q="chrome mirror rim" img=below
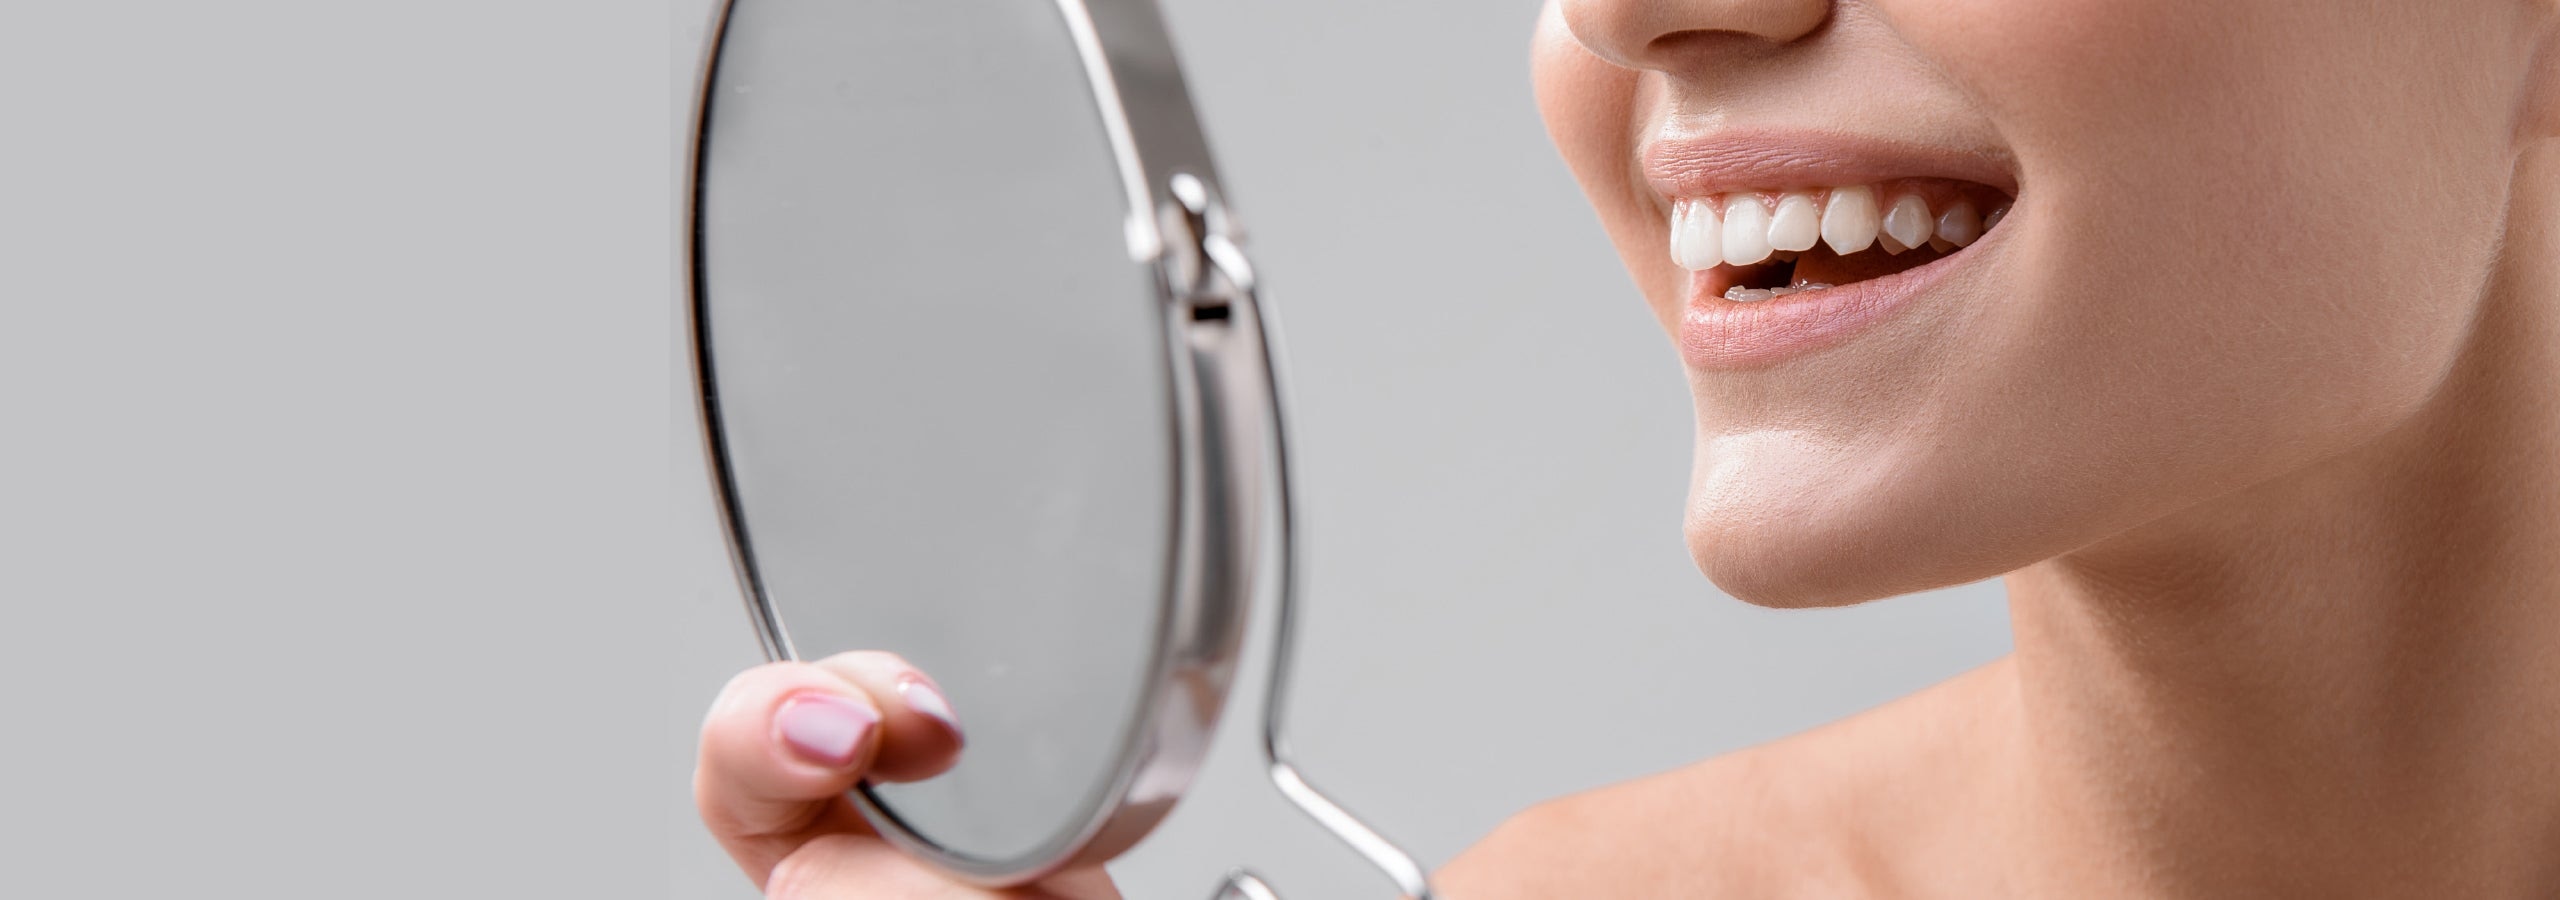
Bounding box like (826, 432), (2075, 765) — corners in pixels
(680, 0), (1258, 885)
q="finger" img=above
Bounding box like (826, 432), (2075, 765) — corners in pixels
(765, 834), (988, 899)
(696, 661), (885, 880)
(766, 834), (1119, 900)
(1036, 867), (1127, 899)
(809, 650), (967, 783)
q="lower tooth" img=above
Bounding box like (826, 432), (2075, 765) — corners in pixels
(1723, 281), (1839, 302)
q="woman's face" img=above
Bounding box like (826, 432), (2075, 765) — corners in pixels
(1532, 0), (2554, 606)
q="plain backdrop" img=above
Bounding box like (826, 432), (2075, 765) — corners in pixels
(0, 2), (2007, 897)
(665, 1), (2011, 898)
(5, 2), (669, 897)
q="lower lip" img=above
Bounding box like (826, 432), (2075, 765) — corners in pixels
(1678, 246), (1967, 370)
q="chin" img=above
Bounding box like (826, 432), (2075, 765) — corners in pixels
(1684, 509), (1929, 609)
(1678, 483), (1909, 610)
(1676, 432), (2049, 609)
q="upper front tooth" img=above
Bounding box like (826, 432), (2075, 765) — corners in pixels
(1720, 194), (1774, 266)
(1935, 200), (1983, 248)
(1767, 192), (1820, 252)
(1669, 200), (1685, 264)
(1672, 199), (1723, 271)
(1674, 186), (2003, 267)
(1881, 193), (1933, 253)
(1820, 185), (1879, 255)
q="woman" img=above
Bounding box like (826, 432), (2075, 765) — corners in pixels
(695, 0), (2560, 895)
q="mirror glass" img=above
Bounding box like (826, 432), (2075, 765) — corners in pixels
(695, 0), (1176, 865)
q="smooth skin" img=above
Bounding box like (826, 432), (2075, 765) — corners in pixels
(700, 0), (2560, 896)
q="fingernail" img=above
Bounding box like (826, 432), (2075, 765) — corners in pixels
(897, 673), (965, 742)
(775, 693), (876, 767)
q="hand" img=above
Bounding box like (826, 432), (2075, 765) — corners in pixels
(696, 651), (1122, 898)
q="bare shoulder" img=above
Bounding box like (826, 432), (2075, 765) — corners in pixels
(1433, 658), (2016, 900)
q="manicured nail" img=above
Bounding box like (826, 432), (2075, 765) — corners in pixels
(897, 673), (964, 742)
(775, 693), (876, 767)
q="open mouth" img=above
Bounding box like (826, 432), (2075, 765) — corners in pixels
(1669, 179), (2013, 302)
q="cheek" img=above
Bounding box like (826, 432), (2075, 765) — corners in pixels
(1530, 13), (1682, 334)
(1924, 0), (2514, 284)
(1920, 0), (2512, 449)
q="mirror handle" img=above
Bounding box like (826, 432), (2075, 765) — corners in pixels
(1178, 186), (1435, 899)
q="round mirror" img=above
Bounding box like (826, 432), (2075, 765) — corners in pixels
(685, 0), (1267, 885)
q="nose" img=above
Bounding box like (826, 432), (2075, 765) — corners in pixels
(1557, 0), (1829, 71)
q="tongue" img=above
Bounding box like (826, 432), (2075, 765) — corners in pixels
(1790, 242), (1949, 288)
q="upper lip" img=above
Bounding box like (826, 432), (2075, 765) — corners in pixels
(1642, 127), (2019, 202)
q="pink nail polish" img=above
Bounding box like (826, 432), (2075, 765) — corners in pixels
(775, 693), (875, 767)
(896, 673), (965, 742)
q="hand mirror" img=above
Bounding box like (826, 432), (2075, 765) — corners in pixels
(682, 0), (1431, 894)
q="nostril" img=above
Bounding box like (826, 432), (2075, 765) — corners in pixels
(1559, 0), (1829, 72)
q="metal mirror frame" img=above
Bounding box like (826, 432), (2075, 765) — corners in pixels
(682, 0), (1435, 895)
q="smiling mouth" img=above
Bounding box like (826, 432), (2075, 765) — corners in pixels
(1669, 179), (2014, 302)
(1642, 130), (2021, 367)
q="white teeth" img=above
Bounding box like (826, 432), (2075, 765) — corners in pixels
(1724, 281), (1833, 302)
(1672, 198), (1723, 271)
(1720, 195), (1774, 266)
(1820, 186), (1879, 255)
(1767, 192), (1820, 252)
(1881, 193), (1933, 254)
(1934, 200), (1983, 248)
(1667, 200), (1686, 263)
(1667, 183), (2007, 274)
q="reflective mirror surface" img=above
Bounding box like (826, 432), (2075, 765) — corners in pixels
(694, 0), (1177, 867)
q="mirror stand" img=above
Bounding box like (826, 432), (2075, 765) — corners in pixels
(1191, 235), (1434, 900)
(1167, 178), (1443, 900)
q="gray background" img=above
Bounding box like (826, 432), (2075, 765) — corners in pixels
(667, 1), (2012, 898)
(5, 2), (669, 897)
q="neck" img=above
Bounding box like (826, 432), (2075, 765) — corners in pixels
(1998, 143), (2560, 898)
